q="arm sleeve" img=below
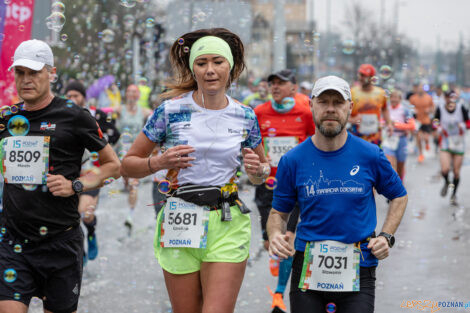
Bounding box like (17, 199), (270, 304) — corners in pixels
(434, 107), (441, 120)
(462, 105), (469, 122)
(241, 110), (262, 149)
(272, 155), (297, 213)
(143, 103), (166, 143)
(76, 108), (108, 152)
(373, 148), (407, 200)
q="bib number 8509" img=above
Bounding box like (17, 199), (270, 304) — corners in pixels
(9, 150), (41, 163)
(167, 212), (197, 226)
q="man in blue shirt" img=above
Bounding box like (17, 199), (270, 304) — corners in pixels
(267, 76), (408, 313)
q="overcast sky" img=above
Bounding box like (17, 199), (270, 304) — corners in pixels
(311, 0), (468, 52)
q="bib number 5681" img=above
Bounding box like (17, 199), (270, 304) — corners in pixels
(167, 212), (197, 226)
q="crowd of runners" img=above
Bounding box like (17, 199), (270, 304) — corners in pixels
(0, 27), (468, 313)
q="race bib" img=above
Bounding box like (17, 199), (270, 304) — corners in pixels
(1, 136), (50, 184)
(159, 197), (210, 249)
(448, 135), (464, 152)
(299, 240), (360, 292)
(359, 114), (379, 135)
(382, 134), (400, 150)
(264, 136), (299, 167)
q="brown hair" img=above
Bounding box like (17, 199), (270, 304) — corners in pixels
(161, 28), (246, 99)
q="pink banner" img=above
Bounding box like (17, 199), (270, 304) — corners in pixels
(0, 0), (35, 107)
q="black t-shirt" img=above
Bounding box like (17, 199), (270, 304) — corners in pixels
(91, 108), (120, 145)
(0, 97), (108, 242)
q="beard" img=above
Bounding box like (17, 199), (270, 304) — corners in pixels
(313, 112), (350, 138)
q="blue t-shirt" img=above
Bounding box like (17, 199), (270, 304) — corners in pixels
(272, 133), (407, 267)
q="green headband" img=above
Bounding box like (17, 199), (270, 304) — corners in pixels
(189, 36), (234, 73)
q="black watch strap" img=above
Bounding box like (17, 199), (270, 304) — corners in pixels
(378, 232), (395, 248)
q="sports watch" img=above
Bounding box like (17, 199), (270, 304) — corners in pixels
(72, 179), (84, 194)
(378, 232), (395, 248)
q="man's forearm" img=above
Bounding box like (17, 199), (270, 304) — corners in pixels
(381, 195), (408, 234)
(267, 208), (290, 241)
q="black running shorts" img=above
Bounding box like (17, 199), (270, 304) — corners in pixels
(0, 226), (84, 313)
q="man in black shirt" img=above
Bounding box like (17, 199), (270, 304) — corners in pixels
(65, 80), (121, 265)
(0, 40), (120, 313)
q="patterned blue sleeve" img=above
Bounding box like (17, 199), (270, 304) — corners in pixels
(241, 106), (262, 149)
(143, 102), (166, 143)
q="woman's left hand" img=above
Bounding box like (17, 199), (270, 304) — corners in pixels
(242, 148), (261, 175)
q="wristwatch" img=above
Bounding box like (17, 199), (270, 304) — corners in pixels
(378, 232), (395, 248)
(72, 179), (84, 194)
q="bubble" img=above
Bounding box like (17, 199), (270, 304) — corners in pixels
(103, 178), (115, 185)
(4, 269), (17, 283)
(90, 152), (99, 162)
(120, 0), (136, 8)
(22, 184), (38, 191)
(8, 115), (30, 136)
(342, 39), (356, 55)
(145, 18), (155, 28)
(313, 32), (321, 42)
(60, 34), (68, 41)
(101, 29), (115, 44)
(123, 14), (135, 28)
(267, 128), (276, 137)
(120, 132), (133, 144)
(45, 12), (66, 32)
(0, 124), (4, 131)
(106, 115), (112, 123)
(432, 118), (440, 128)
(183, 46), (190, 53)
(39, 226), (48, 236)
(73, 54), (80, 62)
(4, 0), (11, 4)
(265, 177), (277, 190)
(51, 1), (65, 13)
(125, 50), (133, 60)
(1, 228), (5, 234)
(10, 105), (18, 114)
(370, 76), (379, 85)
(66, 99), (74, 107)
(0, 33), (4, 41)
(377, 281), (384, 289)
(18, 25), (25, 32)
(303, 39), (311, 47)
(13, 293), (20, 300)
(41, 185), (48, 192)
(379, 65), (392, 79)
(13, 244), (22, 253)
(118, 150), (127, 160)
(157, 180), (171, 194)
(326, 302), (336, 312)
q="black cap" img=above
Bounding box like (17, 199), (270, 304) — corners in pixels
(268, 69), (296, 84)
(65, 80), (86, 98)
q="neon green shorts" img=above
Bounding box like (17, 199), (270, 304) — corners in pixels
(154, 204), (251, 274)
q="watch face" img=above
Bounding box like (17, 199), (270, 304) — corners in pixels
(73, 180), (83, 193)
(389, 236), (395, 247)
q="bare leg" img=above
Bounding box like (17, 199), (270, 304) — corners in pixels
(200, 261), (247, 313)
(163, 270), (203, 313)
(0, 301), (28, 313)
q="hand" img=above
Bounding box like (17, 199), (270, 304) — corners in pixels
(269, 232), (295, 259)
(46, 174), (74, 197)
(242, 148), (261, 175)
(367, 236), (390, 260)
(152, 145), (195, 170)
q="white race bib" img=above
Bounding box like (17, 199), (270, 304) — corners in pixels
(2, 136), (49, 184)
(299, 240), (360, 292)
(159, 197), (210, 249)
(448, 135), (464, 152)
(264, 136), (299, 167)
(359, 114), (379, 135)
(382, 134), (400, 150)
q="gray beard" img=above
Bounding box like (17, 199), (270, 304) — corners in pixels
(314, 112), (350, 138)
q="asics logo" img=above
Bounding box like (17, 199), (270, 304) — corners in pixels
(350, 165), (360, 176)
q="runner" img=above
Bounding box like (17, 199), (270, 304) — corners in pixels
(434, 90), (469, 205)
(256, 69), (315, 313)
(0, 39), (120, 313)
(242, 78), (271, 109)
(299, 81), (312, 97)
(267, 75), (408, 313)
(382, 89), (415, 180)
(116, 84), (151, 234)
(349, 64), (392, 145)
(65, 80), (121, 264)
(409, 84), (435, 163)
(120, 28), (269, 313)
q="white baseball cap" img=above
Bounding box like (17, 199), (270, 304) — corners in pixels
(9, 39), (54, 71)
(311, 75), (351, 100)
(300, 81), (312, 90)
